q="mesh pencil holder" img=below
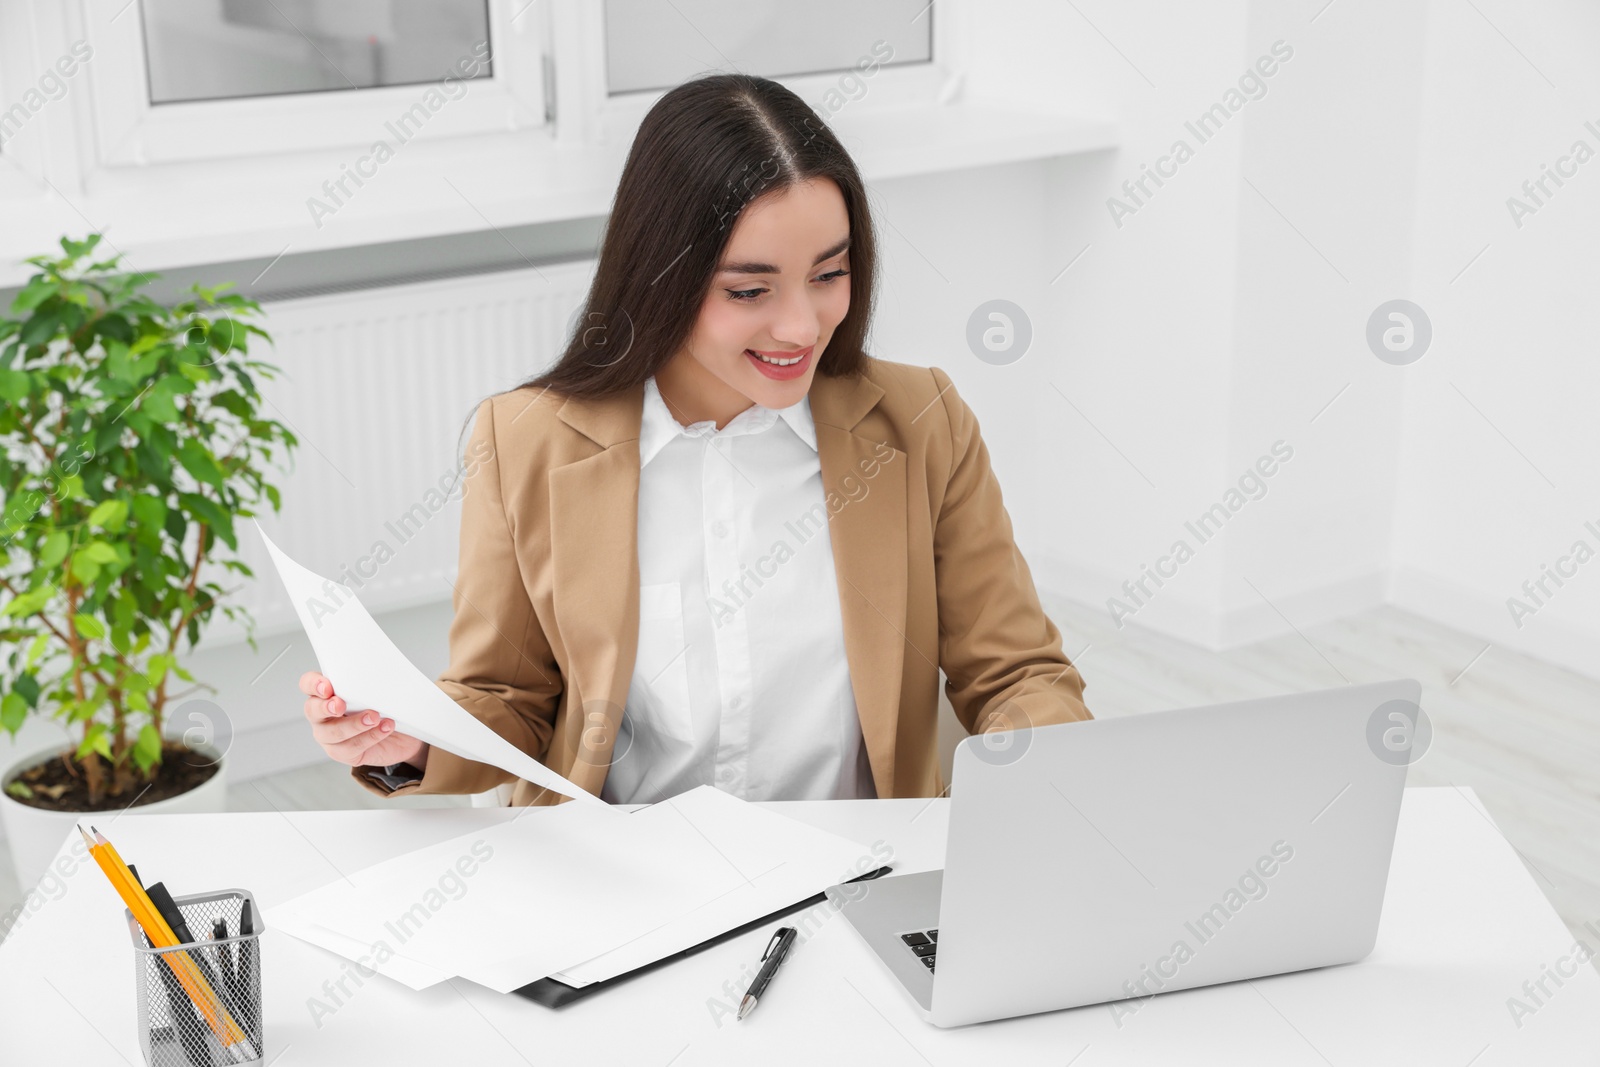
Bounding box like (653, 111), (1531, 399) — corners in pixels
(124, 888), (264, 1067)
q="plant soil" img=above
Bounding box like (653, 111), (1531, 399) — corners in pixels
(3, 740), (221, 813)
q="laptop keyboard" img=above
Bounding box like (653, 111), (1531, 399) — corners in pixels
(899, 928), (939, 972)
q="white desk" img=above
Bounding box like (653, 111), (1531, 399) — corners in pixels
(1, 787), (1596, 1065)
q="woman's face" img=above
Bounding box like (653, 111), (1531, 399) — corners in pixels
(666, 177), (852, 420)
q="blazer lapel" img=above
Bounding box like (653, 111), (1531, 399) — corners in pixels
(545, 372), (907, 797)
(548, 386), (643, 773)
(810, 373), (908, 798)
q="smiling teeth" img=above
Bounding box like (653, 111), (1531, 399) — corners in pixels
(749, 350), (804, 366)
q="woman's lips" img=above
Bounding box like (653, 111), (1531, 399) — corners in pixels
(745, 345), (813, 381)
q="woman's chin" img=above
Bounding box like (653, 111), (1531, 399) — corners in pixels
(743, 372), (815, 409)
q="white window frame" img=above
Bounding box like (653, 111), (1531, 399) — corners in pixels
(0, 0), (987, 278)
(74, 0), (547, 169)
(549, 0), (970, 146)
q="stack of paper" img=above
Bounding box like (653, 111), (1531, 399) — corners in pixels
(266, 785), (877, 993)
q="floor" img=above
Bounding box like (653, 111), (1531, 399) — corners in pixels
(2, 598), (1595, 969)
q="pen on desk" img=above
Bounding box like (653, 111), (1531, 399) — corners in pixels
(737, 926), (797, 1020)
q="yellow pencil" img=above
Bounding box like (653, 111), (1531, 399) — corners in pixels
(80, 826), (256, 1062)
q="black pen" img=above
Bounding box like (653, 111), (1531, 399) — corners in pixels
(737, 926), (797, 1020)
(239, 898), (256, 1013)
(213, 918), (239, 1010)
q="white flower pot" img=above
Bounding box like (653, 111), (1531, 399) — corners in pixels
(0, 739), (229, 894)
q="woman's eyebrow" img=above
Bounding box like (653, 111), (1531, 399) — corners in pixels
(718, 235), (850, 276)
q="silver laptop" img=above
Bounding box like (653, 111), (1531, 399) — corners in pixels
(826, 679), (1423, 1028)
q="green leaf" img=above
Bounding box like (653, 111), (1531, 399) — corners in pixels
(83, 541), (119, 564)
(178, 491), (228, 530)
(131, 494), (167, 533)
(211, 390), (251, 419)
(13, 672), (39, 708)
(132, 724), (162, 772)
(142, 379), (182, 423)
(19, 309), (60, 347)
(69, 551), (100, 585)
(39, 531), (70, 568)
(87, 499), (129, 532)
(2, 586), (53, 618)
(5, 781), (32, 799)
(9, 280), (55, 314)
(206, 317), (239, 353)
(176, 439), (224, 489)
(114, 591), (137, 633)
(163, 506), (187, 545)
(0, 693), (27, 735)
(0, 368), (29, 401)
(25, 633), (49, 668)
(94, 313), (133, 345)
(60, 234), (102, 259)
(146, 653), (175, 688)
(77, 722), (113, 762)
(73, 613), (106, 640)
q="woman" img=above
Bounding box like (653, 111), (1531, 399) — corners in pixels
(298, 72), (1091, 807)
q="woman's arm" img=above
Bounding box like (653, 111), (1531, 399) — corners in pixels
(929, 366), (1091, 737)
(351, 395), (563, 798)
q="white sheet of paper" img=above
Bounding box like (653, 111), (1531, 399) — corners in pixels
(252, 520), (606, 809)
(264, 786), (877, 994)
(544, 786), (882, 985)
(264, 789), (733, 992)
(268, 901), (455, 991)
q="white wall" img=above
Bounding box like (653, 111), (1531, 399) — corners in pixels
(933, 0), (1600, 685)
(1391, 0), (1600, 677)
(925, 2), (1251, 646)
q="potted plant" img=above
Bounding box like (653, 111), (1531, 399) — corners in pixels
(0, 235), (297, 891)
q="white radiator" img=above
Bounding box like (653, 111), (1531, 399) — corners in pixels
(204, 259), (597, 647)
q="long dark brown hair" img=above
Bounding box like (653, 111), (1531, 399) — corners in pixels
(454, 72), (878, 451)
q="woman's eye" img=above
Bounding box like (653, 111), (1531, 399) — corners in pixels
(724, 268), (850, 303)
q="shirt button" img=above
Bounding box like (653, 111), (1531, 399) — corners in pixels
(730, 694), (743, 709)
(713, 521), (729, 538)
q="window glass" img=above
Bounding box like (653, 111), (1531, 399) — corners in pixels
(602, 0), (932, 96)
(141, 0), (492, 104)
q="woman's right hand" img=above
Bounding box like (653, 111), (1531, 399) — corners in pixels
(300, 670), (428, 771)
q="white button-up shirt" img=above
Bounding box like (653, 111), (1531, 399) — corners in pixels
(599, 376), (876, 805)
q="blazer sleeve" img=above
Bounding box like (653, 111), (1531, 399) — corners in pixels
(350, 396), (563, 798)
(929, 366), (1092, 737)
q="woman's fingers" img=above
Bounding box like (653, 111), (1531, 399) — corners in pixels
(323, 720), (398, 765)
(313, 707), (395, 746)
(300, 671), (339, 726)
(300, 668), (403, 765)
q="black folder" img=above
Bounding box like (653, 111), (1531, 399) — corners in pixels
(510, 865), (894, 1008)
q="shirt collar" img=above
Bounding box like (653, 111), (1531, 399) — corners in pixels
(639, 376), (818, 467)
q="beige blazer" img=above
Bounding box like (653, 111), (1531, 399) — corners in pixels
(352, 357), (1091, 805)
